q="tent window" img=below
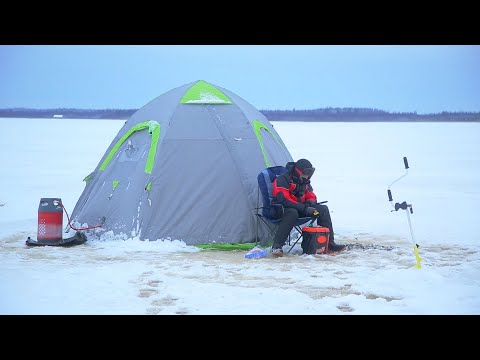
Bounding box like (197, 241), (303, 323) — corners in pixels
(99, 121), (160, 175)
(252, 120), (282, 167)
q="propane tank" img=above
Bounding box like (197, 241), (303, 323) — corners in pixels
(37, 198), (63, 241)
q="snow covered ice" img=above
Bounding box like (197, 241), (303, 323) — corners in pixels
(1, 118), (479, 315)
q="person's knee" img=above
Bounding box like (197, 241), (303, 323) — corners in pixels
(283, 207), (300, 221)
(316, 204), (329, 214)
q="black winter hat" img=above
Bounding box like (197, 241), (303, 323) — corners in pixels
(295, 159), (313, 172)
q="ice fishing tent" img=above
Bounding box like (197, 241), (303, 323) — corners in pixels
(71, 80), (293, 245)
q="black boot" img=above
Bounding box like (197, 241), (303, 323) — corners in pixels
(328, 239), (346, 252)
(271, 247), (284, 257)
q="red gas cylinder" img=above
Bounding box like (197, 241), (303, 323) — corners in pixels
(37, 198), (63, 241)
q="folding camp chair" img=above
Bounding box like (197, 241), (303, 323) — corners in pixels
(255, 166), (313, 253)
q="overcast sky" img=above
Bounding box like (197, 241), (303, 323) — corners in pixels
(1, 45), (479, 113)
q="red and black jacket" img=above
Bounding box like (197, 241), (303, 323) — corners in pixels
(272, 162), (317, 215)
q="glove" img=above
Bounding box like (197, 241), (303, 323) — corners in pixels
(305, 206), (317, 216)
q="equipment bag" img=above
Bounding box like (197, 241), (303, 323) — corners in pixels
(301, 226), (330, 254)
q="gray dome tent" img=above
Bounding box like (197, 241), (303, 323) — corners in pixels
(71, 80), (293, 245)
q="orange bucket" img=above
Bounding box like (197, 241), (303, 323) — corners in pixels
(301, 226), (330, 254)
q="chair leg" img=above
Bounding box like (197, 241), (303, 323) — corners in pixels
(287, 225), (305, 253)
(287, 234), (303, 253)
(257, 215), (279, 248)
(255, 186), (260, 246)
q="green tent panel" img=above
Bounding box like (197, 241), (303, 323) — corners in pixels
(180, 80), (232, 104)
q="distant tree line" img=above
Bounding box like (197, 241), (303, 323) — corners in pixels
(0, 108), (136, 119)
(261, 108), (480, 122)
(0, 107), (479, 122)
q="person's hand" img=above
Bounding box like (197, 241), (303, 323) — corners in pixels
(305, 207), (317, 216)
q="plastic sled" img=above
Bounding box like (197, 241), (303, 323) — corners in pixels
(26, 231), (87, 247)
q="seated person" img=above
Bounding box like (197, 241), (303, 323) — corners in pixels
(270, 158), (345, 256)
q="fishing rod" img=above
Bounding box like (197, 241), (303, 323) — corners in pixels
(387, 156), (423, 269)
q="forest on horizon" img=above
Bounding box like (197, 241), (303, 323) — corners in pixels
(0, 107), (479, 122)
